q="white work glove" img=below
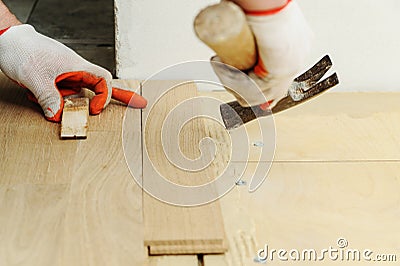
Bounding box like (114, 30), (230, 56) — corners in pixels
(0, 24), (147, 122)
(212, 0), (313, 108)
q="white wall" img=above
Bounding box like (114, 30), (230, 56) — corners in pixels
(299, 1), (400, 91)
(114, 0), (217, 79)
(115, 0), (400, 91)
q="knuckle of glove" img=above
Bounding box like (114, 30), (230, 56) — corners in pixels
(84, 62), (112, 81)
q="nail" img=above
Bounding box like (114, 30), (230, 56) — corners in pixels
(235, 180), (247, 186)
(253, 141), (264, 147)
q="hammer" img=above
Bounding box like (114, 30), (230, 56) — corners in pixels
(194, 2), (339, 130)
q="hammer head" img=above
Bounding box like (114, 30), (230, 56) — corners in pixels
(220, 101), (272, 130)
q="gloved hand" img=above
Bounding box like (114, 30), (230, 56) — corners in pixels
(0, 24), (147, 122)
(212, 0), (313, 108)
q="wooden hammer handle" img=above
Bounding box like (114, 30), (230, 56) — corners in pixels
(194, 1), (257, 71)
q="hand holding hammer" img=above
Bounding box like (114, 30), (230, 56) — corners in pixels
(194, 0), (313, 109)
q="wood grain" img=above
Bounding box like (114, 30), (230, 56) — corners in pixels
(206, 162), (400, 266)
(0, 76), (146, 266)
(199, 90), (400, 265)
(141, 80), (227, 255)
(0, 184), (69, 266)
(2, 75), (400, 265)
(0, 76), (72, 185)
(200, 91), (400, 162)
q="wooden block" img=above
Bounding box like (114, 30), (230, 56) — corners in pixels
(142, 80), (227, 255)
(61, 97), (89, 139)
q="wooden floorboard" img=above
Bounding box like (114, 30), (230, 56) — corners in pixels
(0, 76), (73, 185)
(199, 90), (400, 265)
(200, 91), (400, 162)
(0, 76), (146, 265)
(206, 162), (400, 266)
(141, 80), (227, 255)
(2, 75), (400, 265)
(0, 184), (69, 265)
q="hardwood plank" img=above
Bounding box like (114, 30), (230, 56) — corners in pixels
(215, 162), (400, 265)
(4, 76), (400, 266)
(271, 92), (400, 161)
(0, 184), (69, 266)
(142, 80), (227, 255)
(200, 91), (400, 162)
(0, 75), (77, 185)
(0, 77), (146, 265)
(58, 80), (145, 266)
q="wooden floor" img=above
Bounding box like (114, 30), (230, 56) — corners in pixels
(1, 74), (400, 265)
